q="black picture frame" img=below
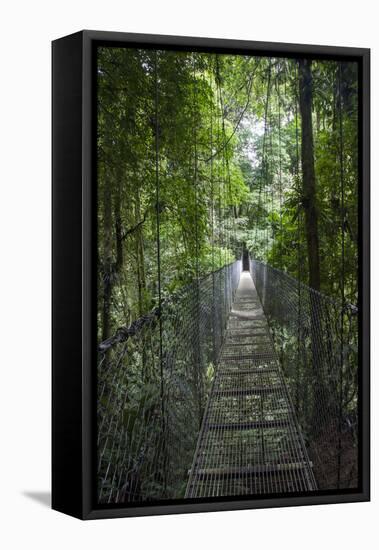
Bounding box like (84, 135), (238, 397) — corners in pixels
(52, 30), (370, 520)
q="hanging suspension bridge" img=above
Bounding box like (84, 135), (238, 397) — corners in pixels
(185, 270), (316, 497)
(94, 51), (360, 505)
(97, 258), (358, 504)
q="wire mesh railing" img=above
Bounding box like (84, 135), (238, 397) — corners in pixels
(250, 259), (358, 490)
(97, 260), (242, 504)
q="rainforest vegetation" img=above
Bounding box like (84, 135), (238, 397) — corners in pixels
(96, 48), (360, 502)
(97, 47), (358, 343)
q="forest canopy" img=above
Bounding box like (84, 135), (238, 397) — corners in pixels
(96, 47), (358, 343)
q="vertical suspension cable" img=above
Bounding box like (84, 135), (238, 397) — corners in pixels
(192, 52), (203, 424)
(215, 58), (224, 341)
(154, 49), (166, 495)
(219, 60), (238, 306)
(337, 61), (345, 488)
(210, 57), (216, 364)
(218, 59), (233, 265)
(215, 57), (222, 270)
(269, 89), (274, 260)
(266, 95), (271, 258)
(277, 65), (284, 272)
(193, 53), (200, 282)
(210, 63), (215, 273)
(216, 57), (228, 269)
(217, 57), (228, 320)
(255, 60), (272, 259)
(276, 63), (284, 363)
(294, 60), (302, 413)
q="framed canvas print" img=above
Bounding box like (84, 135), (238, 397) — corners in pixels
(52, 30), (370, 519)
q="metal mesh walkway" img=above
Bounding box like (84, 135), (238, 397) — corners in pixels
(185, 271), (317, 498)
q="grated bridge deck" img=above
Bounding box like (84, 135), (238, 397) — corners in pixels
(185, 271), (317, 498)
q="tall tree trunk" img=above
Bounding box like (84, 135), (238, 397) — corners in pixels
(298, 59), (321, 291)
(298, 59), (325, 435)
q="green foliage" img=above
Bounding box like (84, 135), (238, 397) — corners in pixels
(96, 50), (359, 502)
(97, 50), (358, 340)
